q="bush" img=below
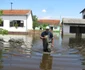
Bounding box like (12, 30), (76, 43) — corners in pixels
(14, 23), (18, 29)
(2, 29), (8, 35)
(0, 28), (8, 35)
(0, 28), (3, 34)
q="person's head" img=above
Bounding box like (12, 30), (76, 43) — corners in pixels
(45, 26), (50, 31)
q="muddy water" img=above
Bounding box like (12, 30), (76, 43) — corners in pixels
(0, 33), (85, 70)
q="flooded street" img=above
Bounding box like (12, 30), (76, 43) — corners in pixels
(0, 33), (85, 70)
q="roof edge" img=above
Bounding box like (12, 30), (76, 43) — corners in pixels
(80, 8), (85, 13)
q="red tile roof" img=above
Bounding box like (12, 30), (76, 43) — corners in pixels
(38, 19), (60, 25)
(1, 10), (31, 15)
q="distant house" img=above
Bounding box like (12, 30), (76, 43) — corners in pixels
(38, 19), (60, 31)
(0, 9), (33, 34)
(62, 18), (85, 35)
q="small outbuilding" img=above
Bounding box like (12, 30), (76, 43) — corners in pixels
(62, 18), (85, 36)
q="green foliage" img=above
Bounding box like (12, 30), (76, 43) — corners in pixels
(41, 23), (49, 30)
(33, 15), (39, 29)
(0, 28), (8, 35)
(0, 18), (2, 24)
(42, 24), (48, 27)
(0, 28), (3, 34)
(32, 15), (49, 30)
(0, 10), (3, 24)
(0, 10), (3, 16)
(2, 29), (8, 35)
(0, 10), (8, 35)
(14, 23), (18, 29)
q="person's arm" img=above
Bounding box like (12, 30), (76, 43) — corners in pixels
(40, 32), (46, 39)
(40, 36), (46, 39)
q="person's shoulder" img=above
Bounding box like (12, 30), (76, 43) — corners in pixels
(49, 31), (53, 34)
(41, 31), (45, 35)
(42, 31), (46, 33)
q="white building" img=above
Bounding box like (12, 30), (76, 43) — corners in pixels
(62, 8), (85, 36)
(38, 19), (60, 31)
(0, 9), (33, 34)
(62, 18), (85, 35)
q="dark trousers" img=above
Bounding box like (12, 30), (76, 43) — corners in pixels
(43, 40), (51, 52)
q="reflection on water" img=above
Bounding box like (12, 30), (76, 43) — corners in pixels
(0, 35), (33, 54)
(69, 37), (85, 66)
(69, 37), (85, 48)
(69, 37), (85, 54)
(40, 54), (53, 70)
(0, 50), (3, 69)
(0, 33), (84, 70)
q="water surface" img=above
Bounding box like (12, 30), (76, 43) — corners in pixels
(0, 33), (85, 70)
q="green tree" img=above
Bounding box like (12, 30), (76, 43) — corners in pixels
(0, 10), (8, 35)
(0, 10), (3, 24)
(33, 15), (39, 30)
(41, 23), (49, 30)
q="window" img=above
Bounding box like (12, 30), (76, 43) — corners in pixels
(70, 26), (77, 33)
(10, 20), (24, 27)
(70, 26), (85, 33)
(0, 21), (3, 26)
(54, 26), (57, 29)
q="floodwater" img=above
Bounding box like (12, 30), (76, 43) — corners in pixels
(0, 32), (85, 70)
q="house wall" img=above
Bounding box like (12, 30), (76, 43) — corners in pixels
(27, 13), (33, 30)
(0, 14), (33, 32)
(63, 24), (76, 35)
(63, 24), (70, 35)
(53, 26), (60, 31)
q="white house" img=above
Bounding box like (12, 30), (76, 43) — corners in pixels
(0, 9), (33, 34)
(38, 19), (60, 31)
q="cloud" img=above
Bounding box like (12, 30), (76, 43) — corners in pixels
(42, 9), (46, 13)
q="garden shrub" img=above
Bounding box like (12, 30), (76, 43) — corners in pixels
(0, 28), (8, 35)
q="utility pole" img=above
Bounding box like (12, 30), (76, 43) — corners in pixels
(11, 2), (13, 10)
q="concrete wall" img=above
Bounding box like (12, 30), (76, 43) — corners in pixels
(0, 14), (33, 32)
(63, 24), (75, 35)
(63, 25), (70, 35)
(27, 13), (33, 30)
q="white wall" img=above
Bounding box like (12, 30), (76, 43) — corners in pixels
(63, 24), (76, 35)
(27, 13), (33, 30)
(63, 25), (69, 34)
(0, 14), (33, 32)
(53, 26), (60, 31)
(63, 25), (70, 35)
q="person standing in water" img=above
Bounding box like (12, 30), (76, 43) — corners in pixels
(40, 26), (54, 52)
